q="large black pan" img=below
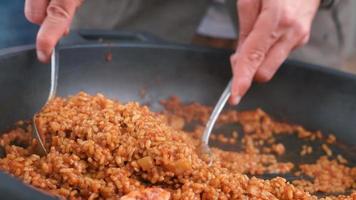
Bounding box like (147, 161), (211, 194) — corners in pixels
(0, 30), (355, 199)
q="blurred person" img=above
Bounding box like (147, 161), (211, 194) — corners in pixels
(24, 0), (354, 104)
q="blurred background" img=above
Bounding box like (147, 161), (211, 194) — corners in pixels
(0, 1), (37, 48)
(2, 0), (356, 74)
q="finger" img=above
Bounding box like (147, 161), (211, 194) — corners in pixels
(237, 0), (261, 49)
(24, 0), (49, 24)
(36, 0), (80, 62)
(254, 31), (300, 83)
(230, 0), (283, 104)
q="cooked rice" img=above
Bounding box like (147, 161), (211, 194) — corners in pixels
(0, 92), (354, 199)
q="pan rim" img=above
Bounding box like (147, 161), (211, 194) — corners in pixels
(0, 43), (355, 82)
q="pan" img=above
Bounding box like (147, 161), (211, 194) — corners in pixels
(0, 30), (355, 199)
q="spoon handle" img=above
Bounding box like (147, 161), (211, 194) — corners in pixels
(33, 47), (59, 156)
(48, 46), (58, 101)
(201, 79), (232, 145)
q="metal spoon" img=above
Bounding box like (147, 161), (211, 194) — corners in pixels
(199, 79), (232, 165)
(198, 81), (316, 184)
(32, 47), (59, 156)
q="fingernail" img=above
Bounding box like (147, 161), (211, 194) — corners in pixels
(231, 96), (242, 105)
(37, 50), (47, 62)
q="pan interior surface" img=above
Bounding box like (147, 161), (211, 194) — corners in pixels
(0, 43), (355, 198)
(0, 44), (355, 154)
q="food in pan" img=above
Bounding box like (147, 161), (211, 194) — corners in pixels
(0, 92), (355, 199)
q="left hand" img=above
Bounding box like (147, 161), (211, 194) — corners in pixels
(230, 0), (320, 105)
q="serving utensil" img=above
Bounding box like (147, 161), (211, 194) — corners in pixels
(199, 79), (232, 165)
(32, 47), (59, 155)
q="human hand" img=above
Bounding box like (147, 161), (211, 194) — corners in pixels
(25, 0), (83, 62)
(230, 0), (320, 105)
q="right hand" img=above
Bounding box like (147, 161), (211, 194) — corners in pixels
(229, 0), (320, 105)
(25, 0), (83, 62)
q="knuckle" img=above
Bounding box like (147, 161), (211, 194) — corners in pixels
(47, 4), (71, 21)
(269, 31), (279, 40)
(280, 14), (296, 27)
(280, 9), (310, 39)
(246, 49), (266, 65)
